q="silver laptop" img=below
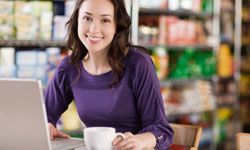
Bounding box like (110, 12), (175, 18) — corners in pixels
(0, 78), (85, 150)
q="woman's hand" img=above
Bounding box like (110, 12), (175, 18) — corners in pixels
(112, 132), (156, 150)
(48, 123), (70, 140)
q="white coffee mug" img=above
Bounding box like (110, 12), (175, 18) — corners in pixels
(84, 127), (125, 150)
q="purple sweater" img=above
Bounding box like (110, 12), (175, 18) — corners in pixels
(45, 47), (173, 149)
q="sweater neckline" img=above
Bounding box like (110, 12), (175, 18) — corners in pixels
(79, 48), (132, 81)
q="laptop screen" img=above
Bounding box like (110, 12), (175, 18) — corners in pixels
(0, 78), (51, 150)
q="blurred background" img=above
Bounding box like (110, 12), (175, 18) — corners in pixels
(0, 0), (249, 149)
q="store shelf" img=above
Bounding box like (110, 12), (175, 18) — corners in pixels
(240, 70), (250, 75)
(221, 8), (235, 14)
(220, 40), (235, 46)
(165, 107), (215, 116)
(241, 41), (250, 46)
(242, 19), (250, 24)
(217, 102), (236, 108)
(240, 95), (250, 100)
(139, 8), (212, 19)
(160, 77), (214, 87)
(216, 93), (237, 97)
(0, 40), (66, 47)
(166, 111), (214, 120)
(145, 45), (214, 51)
(214, 76), (235, 82)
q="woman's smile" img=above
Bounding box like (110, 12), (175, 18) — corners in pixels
(85, 34), (104, 44)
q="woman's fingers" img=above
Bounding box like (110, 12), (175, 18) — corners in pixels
(54, 130), (70, 139)
(124, 132), (133, 137)
(113, 132), (132, 145)
(119, 139), (135, 150)
(48, 123), (56, 140)
(116, 136), (134, 147)
(48, 123), (70, 140)
(60, 132), (70, 138)
(114, 132), (135, 149)
(112, 136), (124, 145)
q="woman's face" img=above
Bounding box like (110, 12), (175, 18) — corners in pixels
(77, 0), (116, 55)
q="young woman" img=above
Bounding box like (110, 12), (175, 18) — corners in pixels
(45, 0), (173, 149)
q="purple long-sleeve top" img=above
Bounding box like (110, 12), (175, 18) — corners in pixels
(45, 47), (173, 149)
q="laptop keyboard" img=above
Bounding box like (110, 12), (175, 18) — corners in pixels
(51, 138), (85, 150)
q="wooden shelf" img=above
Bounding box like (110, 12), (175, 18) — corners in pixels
(0, 40), (66, 47)
(139, 8), (212, 19)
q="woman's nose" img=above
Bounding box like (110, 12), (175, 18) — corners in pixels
(89, 21), (100, 33)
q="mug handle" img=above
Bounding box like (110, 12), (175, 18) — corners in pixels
(115, 132), (126, 140)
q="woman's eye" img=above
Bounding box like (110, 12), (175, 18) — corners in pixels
(83, 17), (92, 21)
(102, 19), (111, 23)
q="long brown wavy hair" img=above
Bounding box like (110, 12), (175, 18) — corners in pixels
(66, 0), (132, 87)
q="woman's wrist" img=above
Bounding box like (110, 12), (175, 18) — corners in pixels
(136, 132), (156, 149)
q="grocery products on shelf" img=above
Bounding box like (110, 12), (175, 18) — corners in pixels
(150, 46), (169, 80)
(0, 0), (75, 42)
(217, 44), (234, 78)
(240, 0), (250, 133)
(0, 1), (14, 40)
(15, 1), (53, 40)
(220, 0), (234, 43)
(214, 107), (236, 150)
(0, 47), (70, 87)
(162, 80), (215, 115)
(168, 49), (216, 79)
(137, 0), (221, 149)
(0, 47), (15, 77)
(215, 78), (236, 105)
(150, 46), (216, 80)
(139, 0), (213, 13)
(139, 15), (211, 46)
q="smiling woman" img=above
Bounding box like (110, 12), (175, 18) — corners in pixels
(45, 0), (174, 149)
(77, 0), (116, 75)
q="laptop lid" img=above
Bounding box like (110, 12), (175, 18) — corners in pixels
(0, 78), (51, 150)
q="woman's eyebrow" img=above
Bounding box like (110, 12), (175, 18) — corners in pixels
(83, 11), (93, 16)
(82, 11), (112, 17)
(100, 14), (113, 17)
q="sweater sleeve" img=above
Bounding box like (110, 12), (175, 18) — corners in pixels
(45, 57), (74, 127)
(132, 54), (173, 149)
